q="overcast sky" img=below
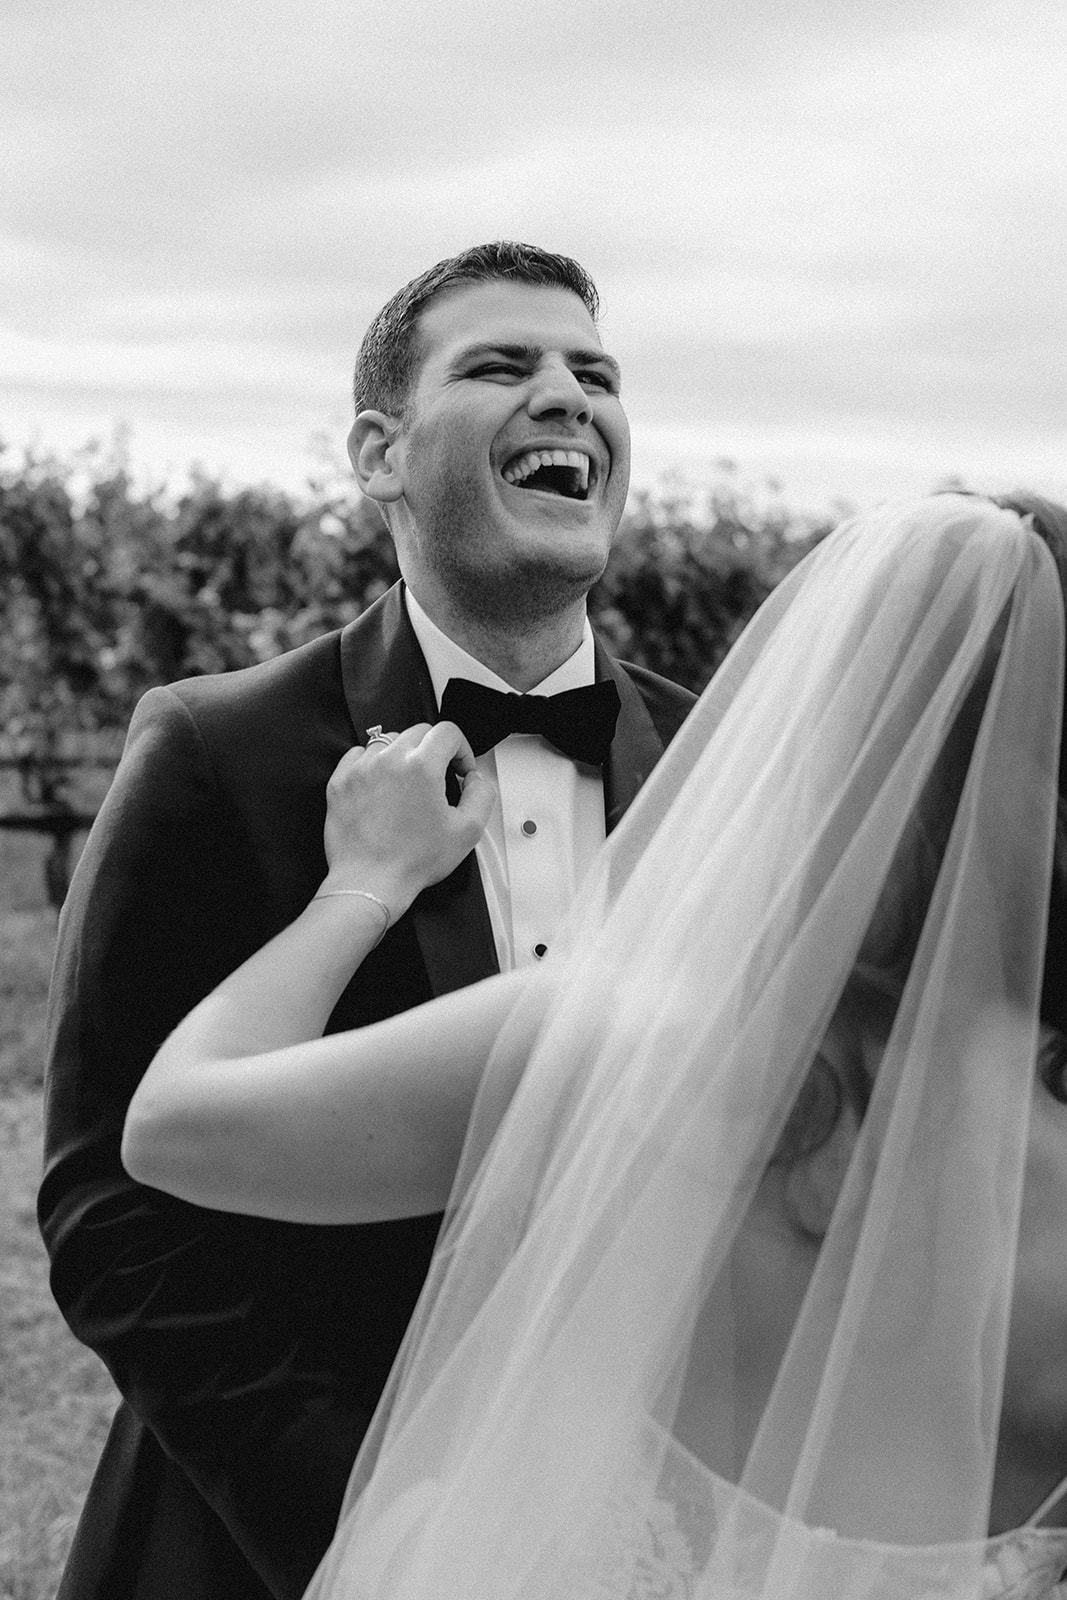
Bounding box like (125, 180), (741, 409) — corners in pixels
(2, 0), (1065, 513)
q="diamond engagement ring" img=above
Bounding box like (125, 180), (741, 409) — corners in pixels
(365, 725), (398, 748)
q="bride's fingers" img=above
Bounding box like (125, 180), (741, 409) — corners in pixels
(365, 723), (430, 753)
(454, 767), (498, 834)
(407, 723), (496, 840)
(322, 719), (494, 900)
(389, 723), (433, 749)
(418, 720), (479, 775)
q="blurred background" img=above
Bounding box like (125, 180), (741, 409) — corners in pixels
(3, 1), (1066, 1594)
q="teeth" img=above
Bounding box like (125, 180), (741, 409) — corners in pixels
(502, 447), (592, 491)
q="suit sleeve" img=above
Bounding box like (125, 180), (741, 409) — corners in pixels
(38, 686), (370, 1600)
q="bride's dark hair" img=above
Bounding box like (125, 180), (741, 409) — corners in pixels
(774, 492), (1067, 1211)
(989, 494), (1067, 1036)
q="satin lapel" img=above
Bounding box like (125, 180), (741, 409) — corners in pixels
(338, 583), (499, 997)
(594, 638), (667, 835)
(339, 581), (439, 739)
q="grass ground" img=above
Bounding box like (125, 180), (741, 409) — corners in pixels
(0, 831), (118, 1600)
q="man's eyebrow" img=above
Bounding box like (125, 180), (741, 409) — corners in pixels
(456, 342), (622, 380)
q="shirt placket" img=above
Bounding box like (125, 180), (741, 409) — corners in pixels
(499, 740), (571, 969)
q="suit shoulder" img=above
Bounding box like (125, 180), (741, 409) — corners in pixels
(616, 660), (697, 741)
(135, 628), (345, 742)
(166, 627), (343, 709)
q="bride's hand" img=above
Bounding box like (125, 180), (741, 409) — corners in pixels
(318, 722), (497, 920)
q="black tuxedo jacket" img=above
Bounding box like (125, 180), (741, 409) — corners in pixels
(39, 582), (695, 1600)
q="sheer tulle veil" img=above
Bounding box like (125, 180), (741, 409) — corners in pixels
(306, 495), (1065, 1600)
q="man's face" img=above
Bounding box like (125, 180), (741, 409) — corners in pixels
(386, 279), (631, 622)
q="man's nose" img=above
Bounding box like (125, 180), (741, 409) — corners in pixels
(527, 364), (592, 425)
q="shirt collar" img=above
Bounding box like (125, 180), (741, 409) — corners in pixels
(404, 586), (596, 709)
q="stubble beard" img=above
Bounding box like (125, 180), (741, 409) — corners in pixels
(418, 510), (612, 637)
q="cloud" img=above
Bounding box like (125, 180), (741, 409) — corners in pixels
(1, 0), (1065, 508)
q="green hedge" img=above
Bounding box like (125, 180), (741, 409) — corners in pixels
(0, 443), (834, 806)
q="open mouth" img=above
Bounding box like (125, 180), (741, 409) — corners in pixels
(501, 447), (595, 502)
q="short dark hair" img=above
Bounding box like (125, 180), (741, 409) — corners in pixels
(352, 241), (601, 419)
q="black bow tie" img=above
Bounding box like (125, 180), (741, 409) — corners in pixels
(438, 677), (621, 766)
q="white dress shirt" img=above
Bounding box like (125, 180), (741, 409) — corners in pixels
(404, 589), (607, 971)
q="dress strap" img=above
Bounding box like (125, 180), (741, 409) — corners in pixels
(1025, 1471), (1067, 1529)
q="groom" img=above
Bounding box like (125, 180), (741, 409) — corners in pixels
(40, 241), (695, 1600)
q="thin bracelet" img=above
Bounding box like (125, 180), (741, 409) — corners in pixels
(311, 889), (391, 947)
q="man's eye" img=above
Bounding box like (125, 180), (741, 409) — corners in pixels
(577, 370), (614, 391)
(471, 363), (523, 380)
(1039, 1030), (1067, 1103)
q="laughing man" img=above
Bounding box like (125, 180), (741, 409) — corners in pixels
(41, 241), (695, 1600)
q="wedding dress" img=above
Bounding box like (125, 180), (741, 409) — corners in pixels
(304, 496), (1066, 1600)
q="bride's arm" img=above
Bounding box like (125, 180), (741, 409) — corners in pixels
(122, 721), (530, 1224)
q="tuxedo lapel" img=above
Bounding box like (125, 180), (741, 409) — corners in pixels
(338, 583), (500, 997)
(338, 580), (439, 739)
(594, 638), (668, 834)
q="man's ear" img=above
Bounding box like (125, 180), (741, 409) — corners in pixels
(347, 411), (404, 504)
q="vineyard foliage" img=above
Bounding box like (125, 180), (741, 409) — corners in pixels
(0, 441), (836, 808)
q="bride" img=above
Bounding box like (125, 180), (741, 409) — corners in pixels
(123, 492), (1067, 1600)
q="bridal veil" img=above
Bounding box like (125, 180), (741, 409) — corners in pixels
(306, 495), (1065, 1600)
